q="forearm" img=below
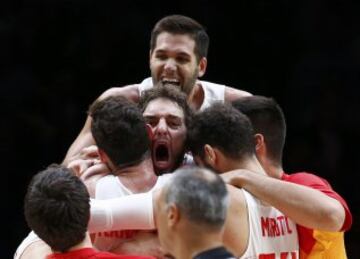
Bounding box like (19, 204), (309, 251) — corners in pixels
(89, 192), (155, 233)
(226, 170), (345, 231)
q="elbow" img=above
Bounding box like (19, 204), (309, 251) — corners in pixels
(319, 203), (345, 231)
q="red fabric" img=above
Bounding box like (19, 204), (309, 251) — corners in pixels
(47, 248), (156, 259)
(281, 171), (352, 255)
(281, 172), (352, 231)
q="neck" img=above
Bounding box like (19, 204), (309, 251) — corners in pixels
(174, 227), (223, 259)
(222, 154), (267, 175)
(259, 157), (284, 179)
(53, 232), (92, 253)
(187, 81), (204, 111)
(113, 158), (157, 193)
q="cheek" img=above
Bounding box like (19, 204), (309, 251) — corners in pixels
(171, 129), (186, 146)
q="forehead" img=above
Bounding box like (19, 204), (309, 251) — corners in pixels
(143, 98), (185, 119)
(153, 32), (196, 56)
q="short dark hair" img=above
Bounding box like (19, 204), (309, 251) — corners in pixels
(232, 96), (286, 164)
(24, 165), (90, 252)
(90, 96), (150, 168)
(187, 102), (255, 161)
(164, 167), (228, 229)
(150, 14), (209, 62)
(139, 84), (193, 129)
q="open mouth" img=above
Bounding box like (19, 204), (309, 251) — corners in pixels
(161, 79), (180, 87)
(152, 141), (172, 172)
(155, 144), (169, 162)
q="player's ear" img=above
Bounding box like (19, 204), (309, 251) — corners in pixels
(167, 204), (180, 228)
(204, 144), (216, 167)
(149, 50), (153, 64)
(198, 57), (207, 78)
(98, 149), (108, 163)
(254, 134), (265, 154)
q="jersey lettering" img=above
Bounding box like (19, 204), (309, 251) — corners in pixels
(261, 216), (293, 237)
(95, 230), (137, 239)
(259, 251), (297, 259)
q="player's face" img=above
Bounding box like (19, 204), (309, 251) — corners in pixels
(150, 32), (206, 95)
(143, 98), (187, 174)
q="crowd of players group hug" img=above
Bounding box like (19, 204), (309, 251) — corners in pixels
(15, 15), (352, 259)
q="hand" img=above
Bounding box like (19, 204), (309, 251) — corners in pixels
(221, 169), (253, 188)
(80, 162), (111, 197)
(80, 162), (110, 181)
(64, 145), (100, 166)
(67, 158), (98, 177)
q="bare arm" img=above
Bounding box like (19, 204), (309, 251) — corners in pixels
(224, 86), (252, 102)
(62, 85), (140, 165)
(222, 169), (345, 231)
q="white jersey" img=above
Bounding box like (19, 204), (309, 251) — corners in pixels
(240, 190), (299, 259)
(138, 77), (226, 110)
(93, 174), (172, 251)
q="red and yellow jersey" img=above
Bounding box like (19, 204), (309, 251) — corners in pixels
(282, 172), (352, 259)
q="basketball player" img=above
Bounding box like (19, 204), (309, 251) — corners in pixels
(226, 95), (352, 258)
(63, 14), (251, 165)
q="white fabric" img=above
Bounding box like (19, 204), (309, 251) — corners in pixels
(14, 231), (41, 259)
(138, 77), (226, 110)
(240, 190), (299, 259)
(91, 174), (172, 251)
(95, 173), (172, 199)
(89, 192), (156, 232)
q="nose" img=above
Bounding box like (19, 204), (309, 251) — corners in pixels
(163, 59), (177, 74)
(154, 118), (169, 136)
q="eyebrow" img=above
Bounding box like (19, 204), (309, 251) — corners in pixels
(144, 114), (183, 120)
(154, 49), (192, 58)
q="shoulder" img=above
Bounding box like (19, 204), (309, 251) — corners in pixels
(224, 85), (252, 102)
(99, 84), (141, 103)
(282, 172), (331, 188)
(226, 185), (247, 213)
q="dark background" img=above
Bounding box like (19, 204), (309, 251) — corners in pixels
(2, 0), (359, 258)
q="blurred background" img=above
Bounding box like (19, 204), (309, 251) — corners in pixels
(2, 0), (359, 257)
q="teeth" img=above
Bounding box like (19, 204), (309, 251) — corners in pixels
(162, 78), (180, 84)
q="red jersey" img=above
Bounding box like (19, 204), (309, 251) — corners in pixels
(282, 172), (352, 259)
(47, 247), (156, 259)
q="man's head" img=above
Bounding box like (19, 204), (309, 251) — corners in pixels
(149, 15), (209, 95)
(187, 102), (255, 172)
(155, 167), (229, 254)
(232, 96), (286, 167)
(90, 96), (150, 170)
(24, 165), (90, 252)
(139, 85), (193, 174)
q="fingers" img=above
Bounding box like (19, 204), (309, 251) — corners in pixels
(80, 163), (110, 181)
(67, 159), (96, 177)
(79, 145), (99, 159)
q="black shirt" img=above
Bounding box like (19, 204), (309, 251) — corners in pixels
(193, 247), (235, 259)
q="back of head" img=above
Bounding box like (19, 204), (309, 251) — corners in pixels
(164, 167), (228, 229)
(150, 14), (209, 61)
(232, 96), (286, 164)
(24, 165), (90, 252)
(139, 84), (193, 129)
(187, 102), (255, 161)
(89, 96), (150, 168)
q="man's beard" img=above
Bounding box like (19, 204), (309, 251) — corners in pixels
(182, 69), (199, 95)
